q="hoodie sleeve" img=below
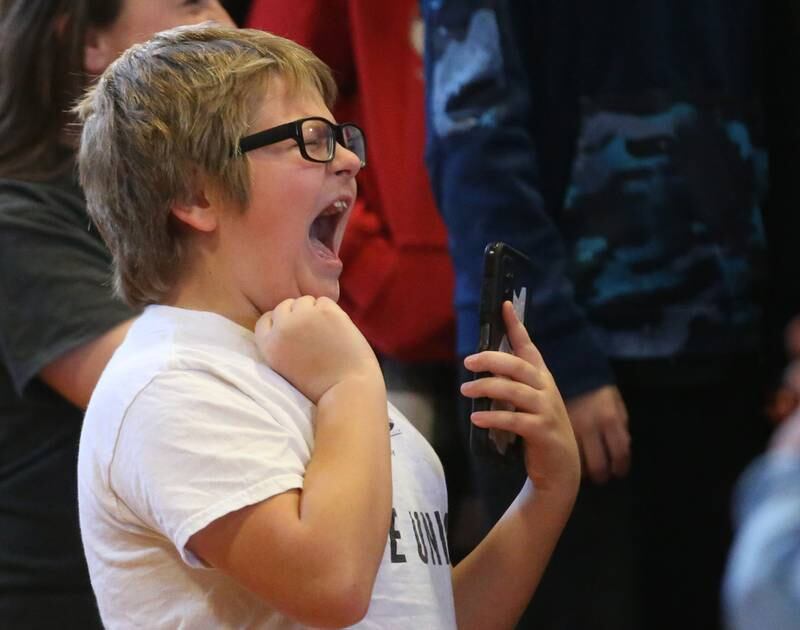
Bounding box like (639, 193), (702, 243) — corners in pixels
(422, 0), (613, 397)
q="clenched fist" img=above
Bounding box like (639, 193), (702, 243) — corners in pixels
(254, 296), (384, 404)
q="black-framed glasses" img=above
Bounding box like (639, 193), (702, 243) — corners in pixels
(238, 116), (367, 167)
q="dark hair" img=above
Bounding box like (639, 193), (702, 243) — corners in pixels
(0, 0), (122, 180)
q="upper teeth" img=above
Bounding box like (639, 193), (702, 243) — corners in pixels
(333, 200), (347, 210)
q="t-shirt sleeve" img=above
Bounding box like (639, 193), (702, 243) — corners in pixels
(110, 370), (311, 567)
(0, 189), (135, 394)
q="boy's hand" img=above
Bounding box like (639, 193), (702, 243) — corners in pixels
(460, 301), (580, 496)
(255, 296), (383, 403)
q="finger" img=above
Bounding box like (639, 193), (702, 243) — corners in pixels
(576, 436), (589, 480)
(603, 423), (631, 478)
(461, 375), (541, 414)
(471, 408), (534, 436)
(463, 350), (545, 389)
(290, 295), (317, 312)
(316, 295), (349, 320)
(605, 395), (631, 478)
(254, 311), (274, 338)
(316, 295), (338, 309)
(501, 301), (545, 368)
(579, 429), (610, 484)
(270, 298), (295, 323)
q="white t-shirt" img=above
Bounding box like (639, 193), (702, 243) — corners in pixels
(78, 305), (457, 629)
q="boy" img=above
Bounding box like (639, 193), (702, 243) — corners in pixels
(76, 24), (579, 628)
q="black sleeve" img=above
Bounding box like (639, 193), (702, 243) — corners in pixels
(0, 182), (136, 395)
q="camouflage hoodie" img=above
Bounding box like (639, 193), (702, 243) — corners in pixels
(423, 0), (767, 397)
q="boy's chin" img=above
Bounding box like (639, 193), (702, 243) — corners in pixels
(262, 280), (341, 309)
(298, 280), (340, 303)
(317, 282), (340, 303)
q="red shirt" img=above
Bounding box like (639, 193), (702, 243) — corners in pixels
(247, 0), (454, 362)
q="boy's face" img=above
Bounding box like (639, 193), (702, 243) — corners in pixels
(213, 79), (362, 321)
(85, 0), (234, 74)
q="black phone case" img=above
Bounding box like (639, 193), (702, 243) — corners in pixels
(470, 242), (532, 458)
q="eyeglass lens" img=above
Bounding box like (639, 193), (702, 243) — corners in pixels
(341, 125), (366, 165)
(300, 119), (333, 162)
(301, 119), (365, 164)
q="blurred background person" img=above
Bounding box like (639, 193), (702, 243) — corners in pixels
(0, 1), (233, 626)
(723, 397), (800, 630)
(423, 1), (773, 629)
(727, 10), (800, 625)
(762, 0), (800, 427)
(735, 0), (800, 602)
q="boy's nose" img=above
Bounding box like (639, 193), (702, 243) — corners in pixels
(332, 142), (363, 177)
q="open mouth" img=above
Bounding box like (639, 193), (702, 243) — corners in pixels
(308, 199), (349, 259)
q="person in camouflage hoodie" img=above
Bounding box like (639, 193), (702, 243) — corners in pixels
(423, 2), (773, 629)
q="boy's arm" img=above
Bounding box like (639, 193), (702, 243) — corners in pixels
(454, 301), (581, 629)
(188, 297), (392, 628)
(451, 481), (574, 629)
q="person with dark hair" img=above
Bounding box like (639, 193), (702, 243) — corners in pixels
(0, 1), (232, 626)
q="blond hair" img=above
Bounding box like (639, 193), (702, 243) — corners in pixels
(76, 24), (337, 307)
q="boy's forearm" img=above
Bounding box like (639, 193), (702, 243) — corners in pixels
(452, 480), (576, 630)
(185, 375), (393, 627)
(300, 375), (393, 592)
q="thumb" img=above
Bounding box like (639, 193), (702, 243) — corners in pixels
(254, 311), (274, 343)
(502, 300), (545, 369)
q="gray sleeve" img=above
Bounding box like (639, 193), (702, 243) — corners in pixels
(0, 188), (135, 394)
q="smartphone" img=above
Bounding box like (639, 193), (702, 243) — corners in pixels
(470, 242), (532, 458)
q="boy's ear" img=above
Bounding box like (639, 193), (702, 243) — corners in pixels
(84, 24), (116, 76)
(170, 189), (220, 233)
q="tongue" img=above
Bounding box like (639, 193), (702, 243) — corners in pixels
(309, 214), (338, 260)
(309, 236), (337, 260)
